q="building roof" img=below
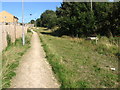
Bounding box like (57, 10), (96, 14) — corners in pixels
(0, 11), (13, 16)
(0, 11), (19, 20)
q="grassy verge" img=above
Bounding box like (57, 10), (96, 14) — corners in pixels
(2, 31), (32, 88)
(35, 27), (119, 88)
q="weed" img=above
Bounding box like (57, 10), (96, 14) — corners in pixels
(93, 65), (101, 73)
(2, 32), (32, 88)
(77, 81), (90, 88)
(95, 44), (108, 55)
(36, 28), (118, 88)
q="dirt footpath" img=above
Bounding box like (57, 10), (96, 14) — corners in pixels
(10, 30), (60, 88)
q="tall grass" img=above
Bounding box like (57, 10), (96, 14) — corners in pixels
(35, 28), (119, 88)
(94, 37), (119, 56)
(2, 31), (32, 88)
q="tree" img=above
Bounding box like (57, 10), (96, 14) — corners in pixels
(36, 18), (42, 27)
(40, 10), (57, 29)
(30, 20), (35, 24)
(56, 2), (119, 37)
(35, 2), (119, 37)
(110, 2), (120, 36)
(56, 2), (96, 37)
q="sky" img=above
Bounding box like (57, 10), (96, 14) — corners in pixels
(1, 2), (62, 23)
(109, 0), (114, 1)
(0, 0), (115, 23)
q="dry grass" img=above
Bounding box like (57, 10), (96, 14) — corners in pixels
(35, 27), (119, 88)
(2, 31), (32, 88)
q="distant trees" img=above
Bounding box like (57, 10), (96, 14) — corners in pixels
(92, 2), (120, 37)
(56, 2), (120, 37)
(30, 20), (35, 24)
(56, 2), (96, 37)
(34, 2), (119, 37)
(110, 2), (120, 36)
(36, 10), (57, 29)
(36, 18), (41, 27)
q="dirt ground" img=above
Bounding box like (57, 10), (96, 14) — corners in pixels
(10, 30), (60, 88)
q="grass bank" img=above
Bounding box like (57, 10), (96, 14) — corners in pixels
(35, 27), (119, 88)
(2, 31), (32, 88)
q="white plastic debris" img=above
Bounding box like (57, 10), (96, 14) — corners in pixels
(110, 68), (115, 71)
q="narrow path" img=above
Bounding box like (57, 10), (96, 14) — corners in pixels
(11, 30), (60, 88)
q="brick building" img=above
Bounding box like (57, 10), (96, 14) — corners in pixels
(0, 11), (18, 24)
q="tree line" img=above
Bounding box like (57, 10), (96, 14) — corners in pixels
(30, 2), (120, 37)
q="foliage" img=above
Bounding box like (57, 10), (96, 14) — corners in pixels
(36, 18), (42, 27)
(30, 20), (35, 24)
(33, 2), (119, 37)
(36, 10), (57, 29)
(56, 2), (120, 37)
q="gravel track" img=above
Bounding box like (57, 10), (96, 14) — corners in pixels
(10, 30), (60, 88)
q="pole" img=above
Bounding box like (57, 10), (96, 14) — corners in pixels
(91, 0), (92, 11)
(22, 0), (25, 45)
